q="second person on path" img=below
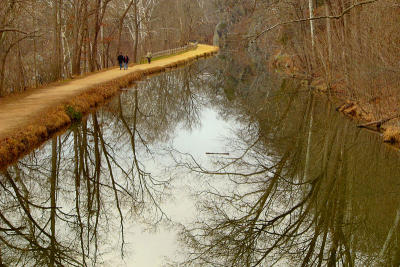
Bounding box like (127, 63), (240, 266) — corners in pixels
(124, 55), (129, 70)
(146, 52), (152, 64)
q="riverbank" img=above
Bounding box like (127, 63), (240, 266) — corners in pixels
(0, 44), (219, 168)
(271, 52), (400, 146)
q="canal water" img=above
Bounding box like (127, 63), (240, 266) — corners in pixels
(1, 53), (400, 266)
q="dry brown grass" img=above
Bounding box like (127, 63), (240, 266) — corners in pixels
(0, 47), (219, 169)
(383, 126), (400, 144)
(270, 49), (400, 147)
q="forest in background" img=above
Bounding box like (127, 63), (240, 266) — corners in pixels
(0, 0), (218, 96)
(3, 1), (400, 265)
(216, 0), (399, 125)
(2, 0), (399, 128)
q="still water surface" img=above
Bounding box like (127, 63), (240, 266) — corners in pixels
(1, 55), (400, 266)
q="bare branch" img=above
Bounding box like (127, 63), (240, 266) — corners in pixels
(0, 28), (29, 34)
(252, 0), (379, 40)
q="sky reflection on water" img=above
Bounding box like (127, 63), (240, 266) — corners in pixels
(2, 55), (400, 267)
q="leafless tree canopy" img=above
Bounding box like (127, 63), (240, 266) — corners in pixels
(0, 0), (217, 96)
(0, 65), (208, 265)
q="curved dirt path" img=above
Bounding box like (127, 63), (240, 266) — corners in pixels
(0, 44), (218, 140)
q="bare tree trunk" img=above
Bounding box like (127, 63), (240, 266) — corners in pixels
(380, 209), (400, 259)
(297, 2), (312, 74)
(92, 113), (101, 265)
(33, 15), (38, 88)
(62, 29), (72, 76)
(302, 94), (315, 182)
(90, 0), (101, 72)
(325, 0), (333, 89)
(17, 42), (25, 91)
(58, 0), (64, 77)
(106, 42), (111, 67)
(308, 0), (315, 53)
(133, 0), (139, 63)
(117, 0), (135, 56)
(355, 1), (363, 56)
(341, 0), (351, 94)
(53, 0), (63, 79)
(72, 0), (87, 75)
(100, 0), (106, 68)
(50, 137), (57, 267)
(53, 0), (60, 79)
(72, 0), (81, 75)
(84, 22), (89, 73)
(0, 37), (28, 95)
(0, 49), (8, 95)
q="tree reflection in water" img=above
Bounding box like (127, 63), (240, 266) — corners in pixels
(1, 54), (400, 267)
(175, 57), (400, 266)
(0, 64), (205, 266)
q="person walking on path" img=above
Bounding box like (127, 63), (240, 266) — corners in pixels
(146, 52), (152, 64)
(124, 55), (129, 70)
(117, 52), (124, 70)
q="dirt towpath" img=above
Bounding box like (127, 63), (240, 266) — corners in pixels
(0, 44), (218, 140)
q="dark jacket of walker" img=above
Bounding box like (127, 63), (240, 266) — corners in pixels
(124, 56), (129, 63)
(117, 55), (124, 64)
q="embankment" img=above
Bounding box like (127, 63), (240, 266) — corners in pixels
(271, 53), (400, 146)
(0, 44), (219, 168)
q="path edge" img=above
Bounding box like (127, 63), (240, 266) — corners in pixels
(0, 45), (219, 169)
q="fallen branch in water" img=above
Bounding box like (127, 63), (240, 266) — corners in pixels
(357, 115), (400, 128)
(205, 152), (230, 155)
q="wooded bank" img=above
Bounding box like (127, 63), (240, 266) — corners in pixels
(217, 0), (400, 144)
(0, 44), (219, 168)
(0, 0), (216, 97)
